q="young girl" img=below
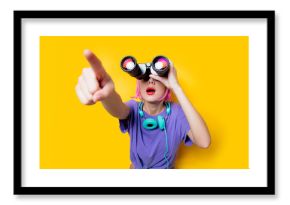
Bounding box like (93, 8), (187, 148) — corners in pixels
(75, 49), (211, 169)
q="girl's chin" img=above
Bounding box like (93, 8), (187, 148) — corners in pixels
(142, 96), (163, 102)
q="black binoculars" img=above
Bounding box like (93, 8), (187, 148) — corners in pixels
(120, 56), (170, 81)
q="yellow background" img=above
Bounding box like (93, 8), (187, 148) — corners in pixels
(40, 36), (248, 169)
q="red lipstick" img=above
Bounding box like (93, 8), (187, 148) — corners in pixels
(146, 87), (156, 95)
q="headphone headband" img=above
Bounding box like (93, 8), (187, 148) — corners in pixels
(138, 101), (171, 117)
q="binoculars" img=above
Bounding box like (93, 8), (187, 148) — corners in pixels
(120, 56), (170, 81)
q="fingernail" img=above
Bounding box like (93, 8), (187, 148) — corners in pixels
(83, 49), (90, 56)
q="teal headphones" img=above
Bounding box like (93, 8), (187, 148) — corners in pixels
(138, 102), (171, 130)
(138, 101), (171, 168)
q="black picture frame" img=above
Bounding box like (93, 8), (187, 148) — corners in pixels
(14, 10), (275, 195)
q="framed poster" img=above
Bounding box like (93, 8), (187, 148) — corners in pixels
(14, 10), (275, 194)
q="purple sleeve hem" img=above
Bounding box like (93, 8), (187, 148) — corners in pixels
(119, 119), (128, 133)
(184, 134), (193, 146)
(118, 100), (136, 134)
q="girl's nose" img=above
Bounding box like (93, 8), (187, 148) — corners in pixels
(148, 77), (155, 84)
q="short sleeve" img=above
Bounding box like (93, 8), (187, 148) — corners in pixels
(176, 104), (193, 146)
(119, 100), (136, 133)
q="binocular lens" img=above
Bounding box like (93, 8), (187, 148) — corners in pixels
(121, 57), (136, 71)
(153, 57), (169, 71)
(120, 56), (145, 79)
(152, 56), (170, 77)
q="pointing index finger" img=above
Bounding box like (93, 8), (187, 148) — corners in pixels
(83, 49), (106, 81)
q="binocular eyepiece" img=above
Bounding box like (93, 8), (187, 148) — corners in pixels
(120, 56), (170, 81)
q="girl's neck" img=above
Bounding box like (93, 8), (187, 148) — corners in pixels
(143, 101), (165, 116)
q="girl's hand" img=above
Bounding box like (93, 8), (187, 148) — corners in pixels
(75, 49), (115, 105)
(149, 60), (179, 90)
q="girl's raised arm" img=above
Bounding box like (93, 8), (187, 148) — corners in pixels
(75, 49), (130, 119)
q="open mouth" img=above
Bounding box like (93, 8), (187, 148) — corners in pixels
(146, 87), (156, 95)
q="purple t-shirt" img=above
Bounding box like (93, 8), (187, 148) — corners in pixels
(119, 100), (193, 169)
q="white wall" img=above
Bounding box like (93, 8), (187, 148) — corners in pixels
(0, 0), (288, 204)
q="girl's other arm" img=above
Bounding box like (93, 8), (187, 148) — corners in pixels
(172, 84), (211, 148)
(149, 62), (211, 148)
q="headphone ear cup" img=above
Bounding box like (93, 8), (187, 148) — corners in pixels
(157, 115), (165, 130)
(143, 118), (158, 130)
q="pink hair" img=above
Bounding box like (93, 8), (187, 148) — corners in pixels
(131, 80), (171, 102)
